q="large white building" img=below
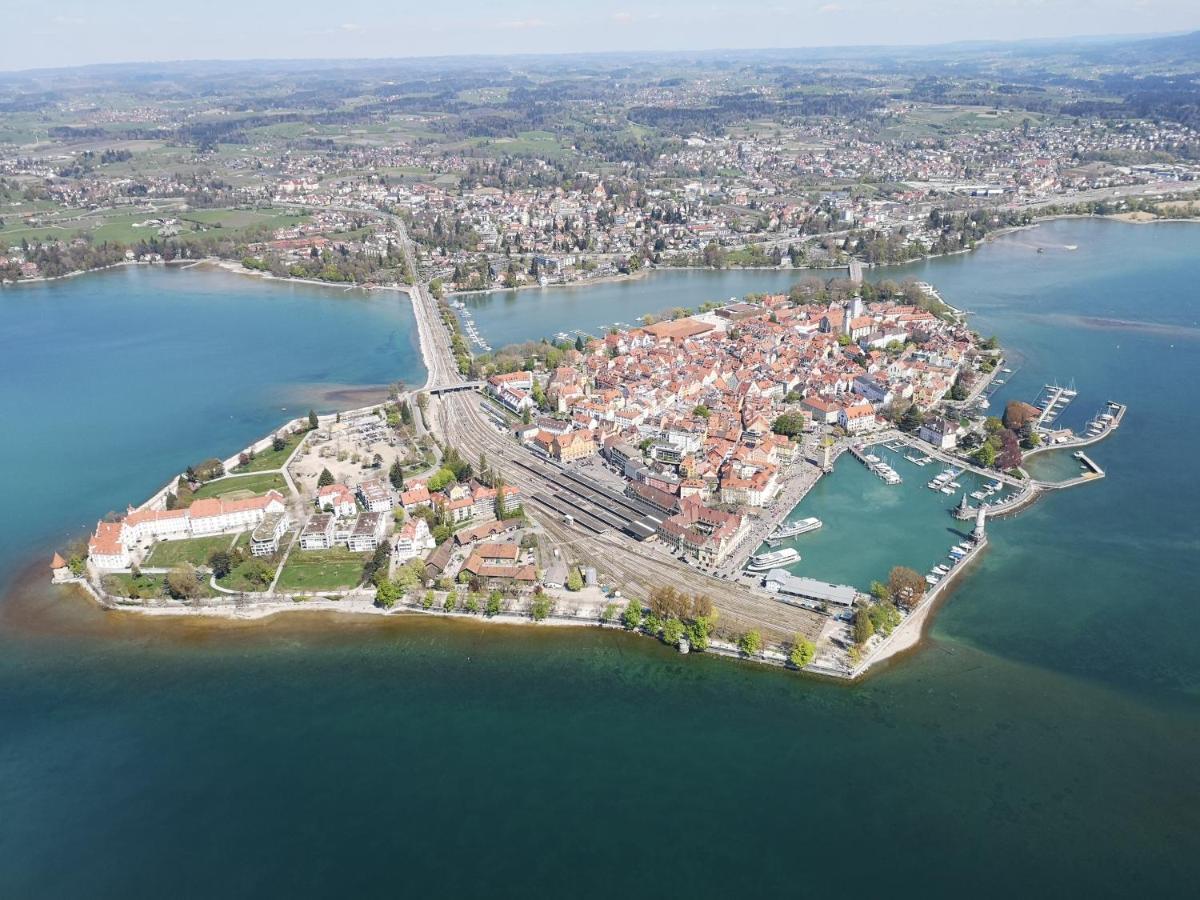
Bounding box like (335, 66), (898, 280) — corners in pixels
(347, 511), (388, 553)
(394, 518), (435, 561)
(90, 490), (289, 570)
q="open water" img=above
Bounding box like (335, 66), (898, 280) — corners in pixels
(1, 221), (1197, 897)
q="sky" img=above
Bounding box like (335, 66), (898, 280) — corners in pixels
(4, 0), (1198, 71)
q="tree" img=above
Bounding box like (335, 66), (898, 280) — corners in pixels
(789, 635), (815, 668)
(601, 602), (618, 624)
(867, 601), (902, 637)
(772, 412), (807, 437)
(995, 428), (1024, 471)
(317, 468), (335, 488)
(208, 550), (233, 580)
(486, 590), (503, 617)
(389, 459), (405, 490)
(272, 434), (286, 453)
(900, 404), (926, 432)
(530, 593), (552, 621)
(166, 564), (202, 600)
(622, 599), (643, 630)
(308, 409), (319, 430)
(661, 617), (685, 646)
(687, 617), (713, 651)
(375, 577), (400, 609)
(422, 591), (435, 610)
(692, 404), (710, 419)
(566, 567), (584, 592)
(443, 592), (457, 612)
(738, 630), (763, 656)
(888, 566), (926, 609)
(853, 607), (876, 644)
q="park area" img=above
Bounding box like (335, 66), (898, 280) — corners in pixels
(188, 472), (289, 503)
(144, 534), (237, 568)
(275, 547), (368, 592)
(233, 430), (308, 473)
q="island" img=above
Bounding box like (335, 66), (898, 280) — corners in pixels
(49, 217), (1126, 679)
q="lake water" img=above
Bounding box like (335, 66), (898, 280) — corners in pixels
(0, 265), (425, 576)
(1, 221), (1198, 897)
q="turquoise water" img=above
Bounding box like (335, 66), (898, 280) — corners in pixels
(1, 221), (1198, 897)
(764, 452), (1009, 588)
(0, 265), (425, 576)
(463, 268), (802, 347)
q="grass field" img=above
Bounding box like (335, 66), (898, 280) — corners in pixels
(189, 472), (288, 503)
(234, 431), (308, 473)
(276, 547), (369, 592)
(144, 534), (237, 568)
(180, 208), (309, 231)
(217, 552), (284, 593)
(103, 572), (216, 600)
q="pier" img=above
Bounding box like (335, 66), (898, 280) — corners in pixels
(1032, 381), (1077, 431)
(848, 443), (903, 484)
(1025, 400), (1126, 456)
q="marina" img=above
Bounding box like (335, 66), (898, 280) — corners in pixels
(1032, 381), (1078, 431)
(849, 444), (904, 485)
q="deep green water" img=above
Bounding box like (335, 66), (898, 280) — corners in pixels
(2, 221), (1198, 897)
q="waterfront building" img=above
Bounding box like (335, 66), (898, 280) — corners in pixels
(762, 569), (858, 607)
(300, 513), (336, 550)
(348, 511), (388, 553)
(394, 518), (436, 561)
(88, 521), (131, 571)
(251, 510), (291, 557)
(919, 418), (960, 450)
(459, 542), (537, 589)
(838, 403), (878, 435)
(189, 491), (288, 536)
(657, 500), (746, 567)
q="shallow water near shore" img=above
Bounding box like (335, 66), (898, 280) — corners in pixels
(2, 220), (1199, 896)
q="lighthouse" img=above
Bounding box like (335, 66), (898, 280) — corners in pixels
(972, 505), (987, 543)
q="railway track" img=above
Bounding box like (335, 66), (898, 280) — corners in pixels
(435, 392), (825, 640)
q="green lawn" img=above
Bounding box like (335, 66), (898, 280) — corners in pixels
(234, 431), (308, 473)
(102, 572), (216, 600)
(144, 534), (236, 568)
(218, 553), (283, 593)
(276, 547), (369, 592)
(189, 472), (288, 503)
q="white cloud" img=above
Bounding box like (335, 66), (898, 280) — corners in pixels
(339, 23), (363, 32)
(612, 11), (635, 25)
(53, 15), (87, 26)
(817, 3), (843, 13)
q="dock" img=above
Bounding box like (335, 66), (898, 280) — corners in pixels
(848, 444), (902, 485)
(1032, 381), (1077, 431)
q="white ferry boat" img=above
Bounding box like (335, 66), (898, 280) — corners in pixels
(746, 548), (801, 572)
(767, 517), (822, 544)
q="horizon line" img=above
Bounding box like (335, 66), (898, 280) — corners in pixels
(0, 27), (1191, 77)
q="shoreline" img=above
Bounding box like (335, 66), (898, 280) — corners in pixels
(11, 216), (1135, 679)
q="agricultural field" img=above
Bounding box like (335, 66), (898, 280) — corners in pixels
(275, 547), (369, 592)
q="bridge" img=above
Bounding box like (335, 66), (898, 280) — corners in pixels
(428, 381), (483, 396)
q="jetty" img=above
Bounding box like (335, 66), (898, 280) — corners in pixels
(848, 444), (902, 484)
(1032, 381), (1077, 431)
